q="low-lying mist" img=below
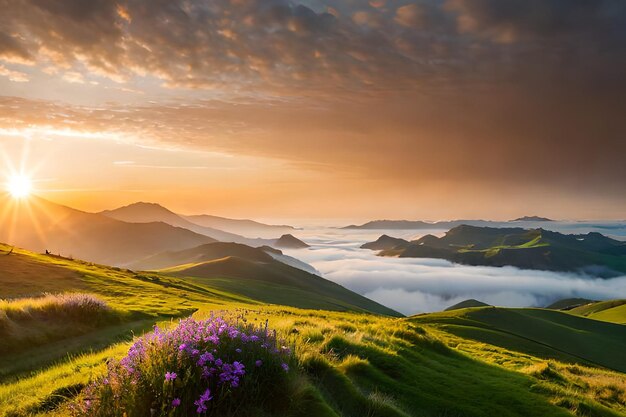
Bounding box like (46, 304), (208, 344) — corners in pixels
(284, 228), (626, 316)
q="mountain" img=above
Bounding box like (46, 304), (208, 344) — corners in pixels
(159, 257), (401, 317)
(182, 214), (294, 239)
(511, 216), (554, 222)
(545, 298), (596, 310)
(0, 195), (215, 266)
(273, 234), (309, 249)
(345, 217), (560, 230)
(345, 220), (434, 229)
(360, 234), (409, 251)
(100, 202), (244, 242)
(101, 202), (308, 249)
(128, 242), (272, 270)
(344, 219), (509, 230)
(444, 299), (490, 311)
(363, 225), (626, 277)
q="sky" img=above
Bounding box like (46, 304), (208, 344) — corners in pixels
(1, 0), (625, 221)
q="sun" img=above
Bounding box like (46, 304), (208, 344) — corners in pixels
(7, 174), (33, 199)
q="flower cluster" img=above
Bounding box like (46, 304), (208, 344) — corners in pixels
(77, 314), (293, 416)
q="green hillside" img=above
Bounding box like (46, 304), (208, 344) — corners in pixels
(129, 241), (275, 270)
(413, 307), (626, 372)
(546, 298), (597, 310)
(569, 300), (626, 324)
(366, 225), (626, 277)
(1, 244), (626, 417)
(162, 255), (401, 316)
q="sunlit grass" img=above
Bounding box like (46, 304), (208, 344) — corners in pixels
(0, 245), (625, 417)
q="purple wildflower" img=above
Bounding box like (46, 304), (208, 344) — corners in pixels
(281, 363), (289, 372)
(165, 372), (177, 382)
(194, 388), (213, 413)
(171, 398), (181, 408)
(255, 360), (263, 367)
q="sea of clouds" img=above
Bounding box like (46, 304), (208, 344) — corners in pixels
(284, 227), (626, 316)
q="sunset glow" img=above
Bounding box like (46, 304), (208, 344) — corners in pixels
(6, 174), (32, 199)
(1, 3), (626, 415)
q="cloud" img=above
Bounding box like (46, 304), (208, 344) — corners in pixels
(2, 0), (621, 96)
(394, 4), (429, 28)
(0, 65), (28, 82)
(284, 229), (626, 315)
(446, 0), (626, 41)
(1, 1), (626, 217)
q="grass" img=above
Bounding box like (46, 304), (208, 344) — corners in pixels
(457, 234), (549, 257)
(412, 307), (626, 372)
(1, 244), (626, 416)
(569, 300), (626, 324)
(0, 293), (123, 356)
(161, 256), (402, 317)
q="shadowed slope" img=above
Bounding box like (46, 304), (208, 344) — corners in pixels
(162, 256), (402, 317)
(128, 242), (274, 270)
(414, 307), (626, 372)
(546, 298), (597, 310)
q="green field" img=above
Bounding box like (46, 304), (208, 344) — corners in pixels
(1, 243), (626, 417)
(569, 300), (626, 324)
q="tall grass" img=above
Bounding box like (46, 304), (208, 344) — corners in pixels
(0, 293), (120, 355)
(0, 293), (113, 323)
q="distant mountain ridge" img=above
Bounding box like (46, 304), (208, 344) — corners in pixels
(0, 196), (215, 266)
(183, 214), (294, 239)
(363, 225), (626, 277)
(101, 202), (308, 249)
(345, 217), (557, 230)
(100, 202), (245, 242)
(511, 216), (554, 222)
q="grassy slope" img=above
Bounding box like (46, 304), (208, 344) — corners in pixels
(569, 300), (626, 324)
(546, 298), (597, 310)
(162, 256), (401, 317)
(412, 307), (626, 373)
(1, 246), (626, 417)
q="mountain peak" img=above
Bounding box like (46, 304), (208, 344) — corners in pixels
(511, 216), (554, 222)
(274, 234), (309, 249)
(361, 234), (409, 251)
(107, 201), (172, 212)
